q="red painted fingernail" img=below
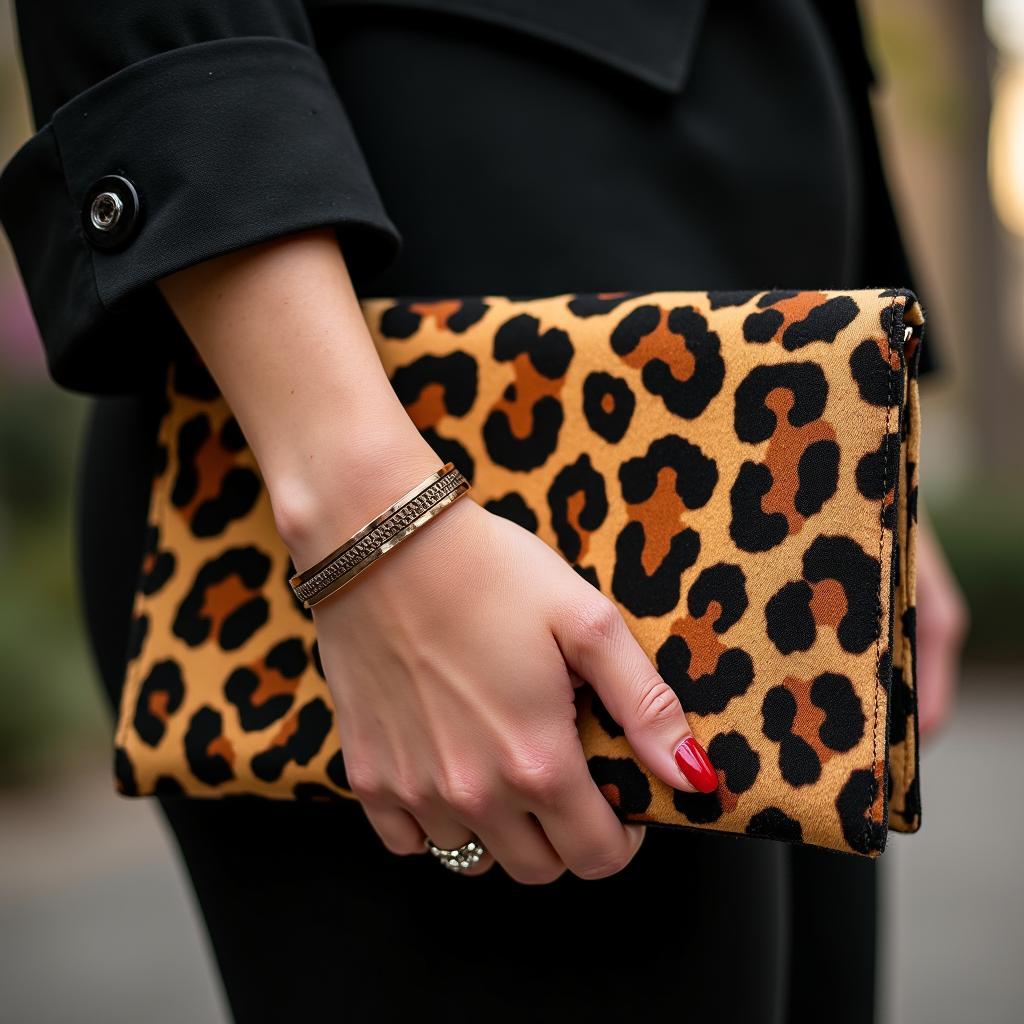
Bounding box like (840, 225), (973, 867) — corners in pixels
(674, 737), (718, 793)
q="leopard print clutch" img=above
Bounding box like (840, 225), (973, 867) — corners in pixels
(115, 287), (923, 857)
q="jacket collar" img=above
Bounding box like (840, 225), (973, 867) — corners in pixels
(311, 0), (710, 93)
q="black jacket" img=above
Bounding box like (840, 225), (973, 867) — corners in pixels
(0, 0), (933, 394)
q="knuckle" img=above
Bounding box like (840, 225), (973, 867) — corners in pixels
(435, 768), (494, 820)
(503, 749), (568, 804)
(632, 675), (683, 729)
(392, 777), (433, 815)
(573, 595), (621, 650)
(345, 761), (386, 804)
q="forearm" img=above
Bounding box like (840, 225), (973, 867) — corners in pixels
(156, 226), (440, 568)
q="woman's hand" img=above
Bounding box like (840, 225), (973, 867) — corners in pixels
(156, 226), (713, 884)
(915, 507), (969, 741)
(283, 467), (715, 884)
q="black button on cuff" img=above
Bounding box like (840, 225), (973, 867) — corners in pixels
(81, 174), (141, 250)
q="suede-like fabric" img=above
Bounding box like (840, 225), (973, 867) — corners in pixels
(114, 289), (921, 858)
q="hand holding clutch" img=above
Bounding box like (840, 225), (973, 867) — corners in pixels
(115, 287), (924, 858)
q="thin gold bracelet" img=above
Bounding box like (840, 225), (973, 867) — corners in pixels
(288, 462), (471, 609)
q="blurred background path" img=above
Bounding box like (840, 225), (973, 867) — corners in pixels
(0, 758), (228, 1023)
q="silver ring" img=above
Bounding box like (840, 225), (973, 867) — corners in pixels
(424, 836), (487, 873)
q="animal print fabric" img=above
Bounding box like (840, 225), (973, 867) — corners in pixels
(114, 288), (924, 857)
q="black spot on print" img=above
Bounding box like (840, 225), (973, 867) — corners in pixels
(483, 314), (573, 471)
(171, 413), (260, 539)
(762, 673), (865, 787)
(326, 750), (350, 790)
(568, 292), (642, 316)
(746, 807), (803, 843)
(153, 776), (184, 797)
(730, 363), (836, 553)
(729, 462), (790, 553)
(548, 455), (608, 564)
(657, 564), (754, 716)
(803, 536), (881, 654)
(251, 698), (334, 783)
(184, 707), (235, 786)
(391, 352), (478, 483)
(126, 613), (149, 662)
(588, 690), (625, 739)
(887, 665), (914, 747)
(138, 524), (175, 596)
(795, 439), (840, 518)
(856, 432), (899, 500)
(673, 789), (723, 824)
(588, 756), (652, 815)
(765, 581), (816, 655)
(780, 295), (859, 350)
(611, 304), (724, 418)
(582, 371), (635, 443)
(708, 731), (760, 795)
(611, 436), (717, 617)
(741, 292), (858, 350)
(734, 363), (829, 445)
(743, 308), (784, 344)
(484, 492), (539, 533)
(379, 297), (488, 338)
(134, 660), (185, 747)
(837, 768), (887, 855)
(687, 563), (748, 632)
(765, 535), (881, 656)
(762, 685), (822, 787)
(813, 673), (867, 752)
(224, 637), (308, 732)
(173, 547), (272, 650)
(850, 338), (900, 407)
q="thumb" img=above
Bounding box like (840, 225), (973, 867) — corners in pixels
(626, 823), (647, 851)
(554, 594), (718, 795)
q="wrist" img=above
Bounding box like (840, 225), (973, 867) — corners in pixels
(307, 488), (481, 623)
(269, 433), (447, 571)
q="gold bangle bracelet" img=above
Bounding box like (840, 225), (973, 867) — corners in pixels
(288, 462), (471, 609)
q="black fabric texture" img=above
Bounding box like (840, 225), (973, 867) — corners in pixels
(310, 0), (710, 93)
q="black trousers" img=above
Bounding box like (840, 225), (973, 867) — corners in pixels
(75, 388), (878, 1024)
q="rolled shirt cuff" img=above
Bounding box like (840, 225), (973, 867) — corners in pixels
(0, 35), (402, 393)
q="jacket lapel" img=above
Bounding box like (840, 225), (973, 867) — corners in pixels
(310, 0), (710, 93)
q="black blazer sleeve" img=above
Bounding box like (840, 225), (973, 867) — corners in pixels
(0, 0), (403, 394)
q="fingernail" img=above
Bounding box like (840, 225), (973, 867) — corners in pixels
(673, 737), (718, 793)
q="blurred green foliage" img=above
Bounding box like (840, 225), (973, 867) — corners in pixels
(0, 377), (107, 786)
(931, 483), (1024, 664)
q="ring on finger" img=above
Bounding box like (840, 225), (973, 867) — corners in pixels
(424, 835), (487, 873)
